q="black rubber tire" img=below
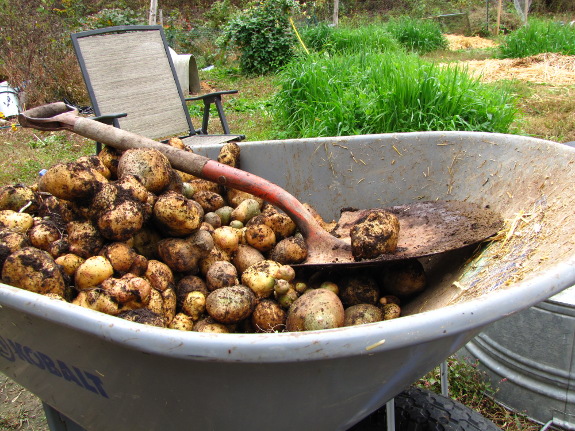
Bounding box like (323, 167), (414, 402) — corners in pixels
(349, 386), (501, 431)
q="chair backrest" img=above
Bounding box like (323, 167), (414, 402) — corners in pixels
(71, 25), (195, 141)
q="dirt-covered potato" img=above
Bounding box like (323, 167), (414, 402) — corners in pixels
(205, 285), (256, 324)
(2, 247), (66, 296)
(157, 237), (203, 273)
(350, 209), (400, 260)
(27, 219), (61, 251)
(99, 242), (147, 276)
(339, 273), (380, 306)
(38, 161), (106, 200)
(37, 195), (77, 224)
(97, 199), (145, 242)
(67, 220), (105, 258)
(193, 317), (229, 333)
(231, 198), (261, 224)
(0, 230), (29, 268)
(130, 226), (162, 259)
(269, 235), (308, 264)
(176, 275), (209, 308)
(98, 145), (122, 178)
(217, 142), (240, 167)
(206, 260), (239, 291)
(75, 255), (114, 290)
(215, 206), (233, 226)
(227, 189), (263, 209)
(193, 190), (225, 213)
(261, 211), (297, 240)
(251, 299), (286, 333)
(232, 244), (265, 274)
(117, 308), (165, 327)
(241, 260), (282, 298)
(55, 253), (85, 278)
(343, 304), (383, 326)
(73, 288), (121, 315)
(153, 191), (203, 236)
(145, 260), (174, 292)
(100, 274), (152, 309)
(379, 259), (427, 298)
(0, 210), (34, 234)
(199, 245), (231, 276)
(181, 290), (206, 320)
(286, 288), (345, 332)
(117, 148), (173, 194)
(381, 303), (401, 320)
(76, 155), (112, 180)
(244, 222), (276, 252)
(169, 312), (194, 330)
(0, 184), (39, 213)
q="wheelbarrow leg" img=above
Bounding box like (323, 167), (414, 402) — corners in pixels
(43, 402), (86, 431)
(386, 398), (395, 430)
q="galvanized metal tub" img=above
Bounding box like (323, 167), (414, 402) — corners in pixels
(460, 286), (575, 428)
(1, 131), (575, 431)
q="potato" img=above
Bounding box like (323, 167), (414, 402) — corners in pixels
(244, 223), (276, 252)
(188, 179), (220, 195)
(96, 199), (145, 241)
(146, 287), (164, 316)
(169, 312), (194, 331)
(181, 290), (206, 320)
(73, 288), (121, 315)
(268, 235), (308, 264)
(382, 303), (401, 320)
(162, 287), (177, 325)
(261, 211), (296, 240)
(55, 253), (85, 277)
(212, 226), (241, 254)
(215, 206), (233, 225)
(275, 287), (299, 309)
(117, 148), (173, 194)
(231, 198), (261, 224)
(205, 285), (256, 324)
(2, 247), (66, 296)
(100, 275), (152, 308)
(232, 244), (265, 274)
(67, 220), (105, 258)
(117, 308), (165, 327)
(0, 210), (34, 234)
(339, 274), (380, 306)
(157, 237), (203, 273)
(218, 142), (240, 167)
(379, 259), (427, 297)
(100, 242), (138, 274)
(343, 304), (383, 326)
(153, 191), (203, 236)
(193, 317), (229, 333)
(39, 161), (106, 200)
(0, 184), (39, 213)
(176, 275), (209, 308)
(193, 190), (225, 213)
(227, 189), (263, 208)
(251, 299), (286, 333)
(76, 155), (112, 180)
(241, 260), (282, 298)
(204, 212), (222, 229)
(286, 288), (344, 332)
(75, 256), (114, 290)
(350, 209), (400, 260)
(0, 230), (29, 268)
(47, 238), (70, 259)
(27, 219), (61, 251)
(206, 260), (239, 291)
(37, 195), (77, 224)
(98, 145), (121, 178)
(130, 226), (162, 259)
(199, 245), (231, 276)
(145, 260), (174, 292)
(115, 175), (152, 205)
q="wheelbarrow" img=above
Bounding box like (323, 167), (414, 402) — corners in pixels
(1, 131), (575, 431)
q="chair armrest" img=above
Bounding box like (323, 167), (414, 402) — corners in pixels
(185, 90), (238, 102)
(91, 112), (128, 125)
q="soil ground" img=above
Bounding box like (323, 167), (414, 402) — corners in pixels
(0, 375), (47, 431)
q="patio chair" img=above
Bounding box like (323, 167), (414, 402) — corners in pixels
(70, 25), (244, 152)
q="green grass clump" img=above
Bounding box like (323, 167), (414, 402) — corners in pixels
(299, 23), (401, 54)
(385, 17), (448, 54)
(273, 51), (517, 138)
(499, 18), (575, 58)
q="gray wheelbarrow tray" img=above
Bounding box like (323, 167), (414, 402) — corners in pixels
(1, 131), (575, 431)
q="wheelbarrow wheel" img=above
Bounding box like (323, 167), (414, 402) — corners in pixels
(350, 386), (500, 430)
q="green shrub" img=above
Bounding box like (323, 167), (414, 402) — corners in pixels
(273, 51), (517, 138)
(220, 0), (299, 75)
(386, 17), (448, 54)
(79, 8), (146, 29)
(499, 18), (575, 58)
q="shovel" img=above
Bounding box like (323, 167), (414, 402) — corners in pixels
(19, 102), (503, 268)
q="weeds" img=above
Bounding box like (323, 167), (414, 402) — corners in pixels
(273, 51), (517, 138)
(386, 16), (449, 54)
(499, 18), (575, 58)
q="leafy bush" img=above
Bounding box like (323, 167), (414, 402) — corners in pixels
(386, 17), (448, 54)
(220, 0), (299, 75)
(499, 18), (575, 58)
(79, 8), (146, 29)
(273, 51), (517, 138)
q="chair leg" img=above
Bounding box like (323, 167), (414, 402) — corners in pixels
(201, 95), (231, 135)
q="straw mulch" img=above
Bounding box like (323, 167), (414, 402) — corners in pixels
(447, 53), (575, 86)
(445, 34), (498, 50)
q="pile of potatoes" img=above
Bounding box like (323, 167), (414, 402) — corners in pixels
(0, 139), (427, 333)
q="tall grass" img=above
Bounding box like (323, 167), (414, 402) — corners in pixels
(299, 23), (401, 54)
(385, 17), (448, 54)
(273, 52), (517, 138)
(499, 18), (575, 58)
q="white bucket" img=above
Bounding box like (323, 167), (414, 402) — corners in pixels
(0, 81), (21, 118)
